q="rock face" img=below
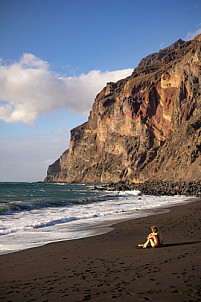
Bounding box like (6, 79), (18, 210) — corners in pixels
(45, 34), (201, 184)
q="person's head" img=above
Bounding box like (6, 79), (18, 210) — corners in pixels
(151, 226), (158, 232)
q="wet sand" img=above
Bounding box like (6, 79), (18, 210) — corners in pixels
(0, 198), (201, 302)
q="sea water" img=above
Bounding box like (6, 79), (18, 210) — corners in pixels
(0, 182), (192, 255)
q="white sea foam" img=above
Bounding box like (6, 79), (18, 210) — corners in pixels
(0, 190), (194, 255)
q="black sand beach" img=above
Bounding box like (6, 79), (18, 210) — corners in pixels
(0, 199), (201, 302)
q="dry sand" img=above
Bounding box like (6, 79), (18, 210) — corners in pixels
(0, 198), (201, 302)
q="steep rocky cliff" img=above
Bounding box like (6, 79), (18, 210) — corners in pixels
(45, 34), (201, 184)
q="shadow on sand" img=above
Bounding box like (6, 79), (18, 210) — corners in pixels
(161, 241), (201, 248)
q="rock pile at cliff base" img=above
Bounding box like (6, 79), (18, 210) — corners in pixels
(96, 180), (201, 196)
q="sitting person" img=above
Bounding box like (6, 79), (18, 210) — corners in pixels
(138, 226), (163, 248)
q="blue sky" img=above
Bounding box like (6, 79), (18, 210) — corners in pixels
(0, 0), (201, 181)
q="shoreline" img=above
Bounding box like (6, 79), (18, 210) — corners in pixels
(0, 195), (194, 256)
(0, 198), (201, 301)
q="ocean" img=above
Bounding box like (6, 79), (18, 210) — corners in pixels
(0, 182), (192, 255)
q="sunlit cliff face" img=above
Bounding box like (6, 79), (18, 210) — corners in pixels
(45, 35), (201, 184)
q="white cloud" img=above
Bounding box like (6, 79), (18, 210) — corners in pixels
(19, 53), (49, 69)
(0, 53), (133, 126)
(185, 27), (201, 41)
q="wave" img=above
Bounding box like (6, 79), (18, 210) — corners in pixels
(33, 216), (79, 229)
(0, 194), (122, 215)
(0, 199), (72, 215)
(118, 190), (141, 196)
(32, 207), (133, 229)
(0, 183), (141, 216)
(0, 208), (133, 235)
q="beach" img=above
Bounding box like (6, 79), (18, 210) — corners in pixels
(0, 198), (200, 302)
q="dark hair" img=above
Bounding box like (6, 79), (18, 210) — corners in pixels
(151, 226), (158, 232)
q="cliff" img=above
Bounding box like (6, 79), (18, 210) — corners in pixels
(45, 34), (201, 184)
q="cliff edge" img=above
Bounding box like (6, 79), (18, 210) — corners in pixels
(45, 34), (201, 184)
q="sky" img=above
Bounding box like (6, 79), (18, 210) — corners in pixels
(0, 0), (201, 182)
